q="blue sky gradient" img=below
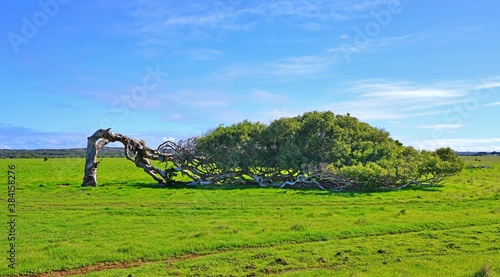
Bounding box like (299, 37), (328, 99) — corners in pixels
(2, 0), (500, 150)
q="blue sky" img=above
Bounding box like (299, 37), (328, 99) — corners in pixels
(1, 0), (500, 151)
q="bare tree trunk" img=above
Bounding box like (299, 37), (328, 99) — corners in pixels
(81, 129), (171, 187)
(82, 129), (111, 187)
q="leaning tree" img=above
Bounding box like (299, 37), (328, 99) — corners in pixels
(82, 128), (167, 187)
(82, 111), (464, 190)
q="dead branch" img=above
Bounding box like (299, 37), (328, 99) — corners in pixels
(82, 129), (173, 187)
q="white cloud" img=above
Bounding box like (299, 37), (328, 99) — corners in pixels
(250, 89), (288, 103)
(0, 127), (88, 149)
(329, 33), (423, 56)
(183, 49), (222, 61)
(482, 101), (500, 107)
(413, 138), (500, 151)
(110, 0), (412, 52)
(329, 27), (478, 61)
(323, 80), (469, 121)
(159, 90), (231, 107)
(386, 120), (405, 128)
(165, 113), (184, 121)
(211, 27), (484, 82)
(208, 63), (255, 82)
(476, 81), (500, 90)
(262, 108), (302, 122)
(362, 87), (465, 100)
(299, 22), (325, 31)
(162, 136), (176, 143)
(208, 54), (338, 81)
(161, 14), (221, 27)
(272, 55), (337, 76)
(419, 124), (463, 130)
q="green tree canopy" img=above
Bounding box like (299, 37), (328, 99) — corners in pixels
(192, 111), (464, 190)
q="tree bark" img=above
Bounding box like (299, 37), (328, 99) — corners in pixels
(82, 129), (111, 187)
(81, 129), (172, 187)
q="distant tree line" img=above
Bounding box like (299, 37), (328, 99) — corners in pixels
(457, 151), (499, 156)
(0, 148), (125, 159)
(82, 111), (465, 190)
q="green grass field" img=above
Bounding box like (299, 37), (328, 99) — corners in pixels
(1, 156), (499, 276)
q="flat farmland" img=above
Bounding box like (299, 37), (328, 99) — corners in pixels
(1, 156), (499, 276)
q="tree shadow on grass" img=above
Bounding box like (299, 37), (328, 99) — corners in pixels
(127, 182), (443, 196)
(286, 184), (443, 197)
(129, 182), (264, 191)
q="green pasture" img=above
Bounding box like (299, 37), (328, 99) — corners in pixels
(1, 156), (499, 276)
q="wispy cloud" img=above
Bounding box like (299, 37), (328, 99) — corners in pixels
(180, 49), (222, 61)
(483, 101), (500, 107)
(330, 33), (424, 56)
(106, 0), (412, 50)
(208, 54), (338, 81)
(331, 27), (479, 60)
(476, 79), (500, 90)
(0, 126), (88, 149)
(152, 89), (251, 128)
(419, 124), (463, 130)
(250, 89), (288, 103)
(161, 14), (222, 28)
(261, 108), (303, 123)
(208, 63), (257, 82)
(159, 90), (231, 108)
(285, 25), (480, 81)
(323, 79), (469, 121)
(271, 55), (338, 76)
(359, 85), (466, 100)
(211, 27), (481, 82)
(414, 138), (500, 151)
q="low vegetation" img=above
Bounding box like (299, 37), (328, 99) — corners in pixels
(1, 156), (499, 276)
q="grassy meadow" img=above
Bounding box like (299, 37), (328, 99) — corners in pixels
(1, 156), (499, 276)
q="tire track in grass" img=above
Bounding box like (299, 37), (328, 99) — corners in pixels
(32, 260), (153, 277)
(30, 253), (226, 277)
(28, 222), (500, 276)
